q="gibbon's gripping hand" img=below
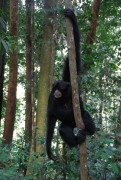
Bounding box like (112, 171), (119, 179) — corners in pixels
(49, 154), (59, 161)
(78, 129), (87, 136)
(77, 129), (86, 144)
(64, 8), (75, 18)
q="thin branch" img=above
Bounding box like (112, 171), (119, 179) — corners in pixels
(65, 1), (88, 179)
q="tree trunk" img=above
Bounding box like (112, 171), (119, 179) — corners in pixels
(0, 0), (7, 121)
(30, 0), (35, 153)
(26, 0), (35, 175)
(0, 53), (5, 122)
(25, 0), (32, 142)
(36, 0), (56, 153)
(2, 0), (18, 145)
(65, 1), (87, 180)
(84, 0), (102, 71)
(86, 0), (102, 44)
(26, 0), (56, 177)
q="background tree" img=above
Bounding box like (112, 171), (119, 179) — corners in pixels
(36, 0), (56, 151)
(0, 0), (7, 121)
(2, 0), (18, 145)
(25, 0), (32, 146)
(27, 0), (56, 178)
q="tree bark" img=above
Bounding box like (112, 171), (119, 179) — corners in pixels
(25, 0), (32, 142)
(83, 0), (102, 71)
(65, 1), (88, 180)
(30, 0), (35, 153)
(26, 0), (35, 175)
(0, 0), (7, 121)
(86, 0), (102, 44)
(26, 0), (56, 177)
(36, 0), (56, 153)
(2, 0), (18, 145)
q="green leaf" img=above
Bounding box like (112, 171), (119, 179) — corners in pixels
(1, 39), (9, 52)
(116, 147), (121, 152)
(101, 153), (108, 161)
(0, 17), (6, 30)
(110, 163), (119, 174)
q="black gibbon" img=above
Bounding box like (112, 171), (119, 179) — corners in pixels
(46, 9), (96, 161)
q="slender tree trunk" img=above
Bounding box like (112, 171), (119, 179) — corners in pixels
(0, 53), (5, 122)
(35, 0), (56, 178)
(26, 0), (35, 175)
(86, 0), (102, 44)
(26, 0), (56, 177)
(115, 97), (121, 148)
(0, 0), (7, 121)
(65, 1), (87, 179)
(2, 0), (18, 145)
(30, 0), (35, 153)
(117, 98), (121, 133)
(84, 0), (102, 71)
(36, 0), (56, 152)
(98, 75), (103, 126)
(25, 0), (32, 142)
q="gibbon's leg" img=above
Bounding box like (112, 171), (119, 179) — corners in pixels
(59, 123), (86, 147)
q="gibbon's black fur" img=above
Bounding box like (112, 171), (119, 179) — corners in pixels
(46, 9), (96, 161)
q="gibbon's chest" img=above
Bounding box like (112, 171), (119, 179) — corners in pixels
(54, 100), (75, 125)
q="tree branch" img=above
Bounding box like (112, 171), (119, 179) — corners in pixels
(65, 1), (88, 179)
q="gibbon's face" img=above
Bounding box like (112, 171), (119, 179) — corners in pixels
(52, 80), (72, 99)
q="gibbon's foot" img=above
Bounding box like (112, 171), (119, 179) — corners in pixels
(50, 154), (59, 161)
(78, 128), (88, 135)
(77, 129), (86, 144)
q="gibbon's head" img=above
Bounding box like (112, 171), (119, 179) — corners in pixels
(52, 80), (72, 99)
